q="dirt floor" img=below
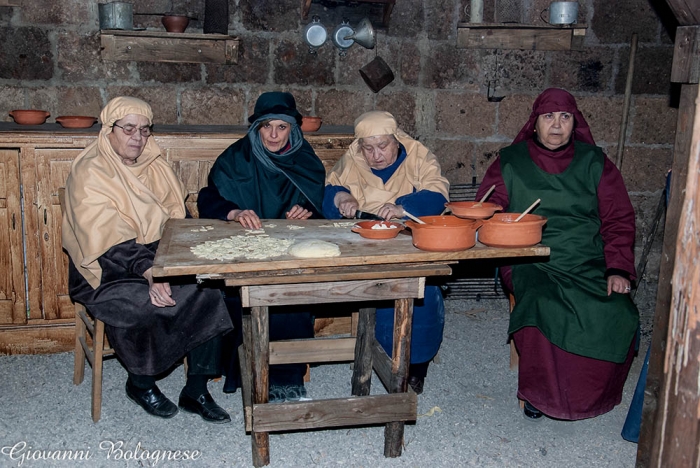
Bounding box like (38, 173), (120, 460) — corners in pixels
(0, 297), (648, 467)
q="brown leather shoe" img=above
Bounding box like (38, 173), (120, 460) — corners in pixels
(408, 376), (424, 395)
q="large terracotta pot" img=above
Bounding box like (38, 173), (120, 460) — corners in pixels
(405, 215), (482, 252)
(478, 213), (547, 248)
(446, 201), (503, 219)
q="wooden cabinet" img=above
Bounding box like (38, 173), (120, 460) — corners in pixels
(0, 125), (353, 354)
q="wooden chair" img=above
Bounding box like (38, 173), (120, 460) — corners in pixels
(59, 187), (116, 422)
(73, 302), (115, 422)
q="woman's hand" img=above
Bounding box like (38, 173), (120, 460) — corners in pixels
(607, 275), (631, 296)
(143, 268), (176, 307)
(228, 209), (262, 229)
(335, 192), (359, 218)
(377, 203), (404, 220)
(286, 205), (312, 220)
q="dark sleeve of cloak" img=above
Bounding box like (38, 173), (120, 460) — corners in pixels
(96, 239), (158, 283)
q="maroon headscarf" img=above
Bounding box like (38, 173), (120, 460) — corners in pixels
(512, 88), (595, 146)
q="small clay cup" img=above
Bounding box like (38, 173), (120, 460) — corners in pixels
(10, 110), (50, 125)
(162, 15), (190, 33)
(301, 116), (322, 132)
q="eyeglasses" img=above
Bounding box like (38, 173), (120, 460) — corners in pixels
(112, 123), (153, 137)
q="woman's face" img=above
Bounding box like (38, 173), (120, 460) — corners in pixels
(535, 111), (574, 150)
(107, 114), (151, 165)
(259, 120), (291, 152)
(359, 134), (399, 170)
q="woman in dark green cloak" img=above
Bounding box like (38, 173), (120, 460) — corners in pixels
(198, 91), (326, 402)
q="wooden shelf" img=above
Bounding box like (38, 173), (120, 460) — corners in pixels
(457, 23), (587, 51)
(301, 0), (395, 26)
(100, 30), (239, 65)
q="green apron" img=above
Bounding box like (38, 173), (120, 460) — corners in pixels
(501, 141), (638, 363)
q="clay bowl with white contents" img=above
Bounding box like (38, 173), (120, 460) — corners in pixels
(351, 220), (404, 239)
(478, 213), (547, 248)
(405, 215), (482, 252)
(446, 201), (503, 219)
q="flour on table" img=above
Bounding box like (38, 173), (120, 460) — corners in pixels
(287, 225), (304, 230)
(288, 240), (341, 258)
(245, 229), (266, 235)
(191, 235), (294, 260)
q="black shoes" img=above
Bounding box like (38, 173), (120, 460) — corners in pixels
(125, 380), (179, 419)
(408, 376), (425, 395)
(178, 390), (231, 424)
(524, 401), (543, 420)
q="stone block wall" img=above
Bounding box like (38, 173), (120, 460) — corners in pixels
(0, 0), (677, 312)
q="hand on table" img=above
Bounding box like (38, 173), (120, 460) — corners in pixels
(143, 268), (176, 307)
(228, 209), (262, 229)
(335, 192), (359, 218)
(607, 275), (631, 296)
(286, 204), (312, 220)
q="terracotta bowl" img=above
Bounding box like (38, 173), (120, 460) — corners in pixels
(479, 213), (547, 248)
(351, 220), (404, 239)
(301, 116), (322, 132)
(9, 110), (50, 125)
(162, 15), (190, 33)
(55, 116), (98, 129)
(405, 215), (483, 252)
(447, 201), (503, 219)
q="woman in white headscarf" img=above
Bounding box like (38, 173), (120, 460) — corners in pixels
(323, 110), (450, 394)
(62, 96), (233, 423)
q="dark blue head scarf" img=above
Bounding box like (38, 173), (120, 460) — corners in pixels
(208, 92), (326, 218)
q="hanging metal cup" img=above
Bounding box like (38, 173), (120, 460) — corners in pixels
(303, 16), (327, 54)
(359, 57), (395, 93)
(98, 2), (134, 30)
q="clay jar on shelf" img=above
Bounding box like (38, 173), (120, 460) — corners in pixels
(162, 14), (190, 33)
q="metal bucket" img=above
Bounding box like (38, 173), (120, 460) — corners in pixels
(549, 2), (578, 25)
(99, 2), (134, 30)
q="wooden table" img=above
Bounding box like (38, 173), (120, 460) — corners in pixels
(153, 218), (549, 467)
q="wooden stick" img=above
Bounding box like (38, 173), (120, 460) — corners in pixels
(615, 33), (638, 170)
(403, 210), (426, 224)
(514, 198), (540, 222)
(473, 184), (496, 207)
(479, 184), (496, 203)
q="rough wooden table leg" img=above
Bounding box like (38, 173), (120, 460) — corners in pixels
(250, 305), (270, 467)
(384, 298), (413, 457)
(351, 307), (376, 396)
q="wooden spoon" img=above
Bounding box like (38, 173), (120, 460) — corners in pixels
(403, 210), (426, 224)
(473, 184), (496, 208)
(514, 198), (541, 222)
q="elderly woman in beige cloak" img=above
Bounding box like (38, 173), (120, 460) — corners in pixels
(322, 110), (449, 394)
(62, 96), (233, 423)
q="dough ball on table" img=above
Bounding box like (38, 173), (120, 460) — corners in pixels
(288, 240), (341, 258)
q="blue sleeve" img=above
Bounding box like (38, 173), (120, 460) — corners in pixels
(322, 185), (350, 219)
(396, 190), (448, 217)
(197, 177), (240, 220)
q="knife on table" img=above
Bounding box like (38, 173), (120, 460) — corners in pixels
(354, 210), (385, 221)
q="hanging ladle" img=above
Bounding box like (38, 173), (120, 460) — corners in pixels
(473, 184), (496, 208)
(514, 199), (541, 222)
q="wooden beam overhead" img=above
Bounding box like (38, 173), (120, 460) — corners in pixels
(664, 0), (700, 25)
(672, 26), (700, 83)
